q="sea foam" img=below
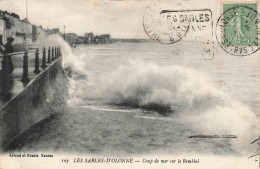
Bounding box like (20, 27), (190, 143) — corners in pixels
(51, 35), (259, 154)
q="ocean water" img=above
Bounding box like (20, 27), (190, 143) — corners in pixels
(64, 41), (260, 112)
(27, 35), (259, 155)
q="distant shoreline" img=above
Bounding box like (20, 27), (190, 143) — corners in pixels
(110, 39), (154, 43)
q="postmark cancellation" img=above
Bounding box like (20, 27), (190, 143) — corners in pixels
(216, 1), (260, 56)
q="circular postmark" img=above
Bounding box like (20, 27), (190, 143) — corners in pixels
(143, 2), (190, 44)
(216, 5), (260, 56)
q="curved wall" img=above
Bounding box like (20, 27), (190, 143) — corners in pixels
(0, 57), (68, 150)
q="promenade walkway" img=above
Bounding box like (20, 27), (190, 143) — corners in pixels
(0, 46), (61, 108)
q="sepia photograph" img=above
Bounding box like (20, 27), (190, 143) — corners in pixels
(0, 0), (259, 168)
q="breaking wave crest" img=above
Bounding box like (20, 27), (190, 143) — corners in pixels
(55, 37), (258, 154)
(41, 35), (88, 105)
(102, 61), (222, 114)
(100, 61), (258, 151)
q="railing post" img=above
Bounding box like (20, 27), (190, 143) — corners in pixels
(47, 47), (51, 63)
(21, 50), (29, 83)
(54, 46), (57, 59)
(57, 46), (59, 57)
(1, 53), (10, 94)
(57, 47), (59, 57)
(41, 47), (47, 68)
(51, 47), (55, 61)
(56, 46), (59, 59)
(55, 46), (58, 59)
(33, 49), (40, 74)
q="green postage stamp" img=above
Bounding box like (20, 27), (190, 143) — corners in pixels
(223, 3), (258, 46)
(216, 1), (260, 56)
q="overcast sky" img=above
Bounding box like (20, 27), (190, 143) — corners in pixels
(0, 0), (150, 38)
(0, 0), (223, 39)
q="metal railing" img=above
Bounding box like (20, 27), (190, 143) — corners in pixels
(1, 46), (61, 95)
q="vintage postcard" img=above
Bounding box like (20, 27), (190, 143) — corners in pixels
(0, 0), (259, 168)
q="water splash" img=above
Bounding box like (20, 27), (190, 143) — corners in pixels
(99, 60), (258, 153)
(51, 36), (258, 154)
(41, 35), (87, 106)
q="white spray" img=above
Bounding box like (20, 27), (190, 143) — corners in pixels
(47, 35), (259, 155)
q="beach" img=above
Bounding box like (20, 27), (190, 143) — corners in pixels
(10, 106), (237, 156)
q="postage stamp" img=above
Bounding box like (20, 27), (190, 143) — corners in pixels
(216, 1), (260, 56)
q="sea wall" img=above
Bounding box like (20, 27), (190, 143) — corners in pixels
(0, 57), (68, 150)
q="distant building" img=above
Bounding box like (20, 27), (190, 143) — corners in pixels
(0, 10), (49, 45)
(65, 33), (78, 45)
(32, 25), (37, 43)
(34, 25), (48, 43)
(76, 36), (85, 44)
(0, 10), (112, 47)
(102, 34), (111, 43)
(50, 28), (60, 35)
(93, 34), (111, 43)
(84, 32), (94, 43)
(10, 13), (20, 19)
